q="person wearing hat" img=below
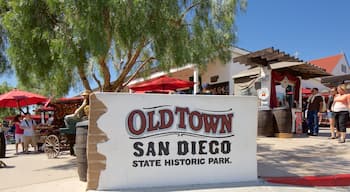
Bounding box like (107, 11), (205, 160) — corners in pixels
(65, 90), (91, 121)
(74, 90), (91, 118)
(64, 90), (91, 155)
(64, 90), (91, 127)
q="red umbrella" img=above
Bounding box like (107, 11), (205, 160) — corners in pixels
(301, 88), (312, 95)
(128, 75), (194, 92)
(0, 88), (48, 108)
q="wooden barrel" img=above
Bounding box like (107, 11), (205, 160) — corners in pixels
(273, 108), (292, 134)
(75, 120), (88, 182)
(258, 110), (274, 136)
(0, 132), (5, 158)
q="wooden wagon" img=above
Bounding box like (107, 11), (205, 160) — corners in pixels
(36, 97), (83, 158)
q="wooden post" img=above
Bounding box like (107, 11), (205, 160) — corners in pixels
(259, 66), (272, 109)
(193, 65), (199, 95)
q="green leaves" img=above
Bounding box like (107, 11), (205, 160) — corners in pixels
(1, 0), (246, 93)
(0, 82), (16, 119)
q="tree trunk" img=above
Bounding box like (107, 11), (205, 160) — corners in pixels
(77, 65), (92, 91)
(98, 57), (112, 92)
(77, 48), (92, 91)
(111, 39), (146, 91)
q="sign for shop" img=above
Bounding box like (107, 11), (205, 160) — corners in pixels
(87, 93), (258, 191)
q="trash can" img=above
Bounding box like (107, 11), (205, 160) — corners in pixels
(75, 120), (88, 182)
(258, 109), (274, 137)
(0, 131), (6, 158)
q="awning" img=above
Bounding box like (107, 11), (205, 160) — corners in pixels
(233, 47), (331, 79)
(321, 74), (350, 87)
(232, 67), (260, 79)
(233, 61), (331, 80)
(270, 61), (331, 79)
(233, 47), (303, 67)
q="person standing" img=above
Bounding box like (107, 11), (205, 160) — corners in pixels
(13, 115), (24, 154)
(21, 113), (38, 153)
(327, 88), (338, 139)
(47, 114), (54, 125)
(306, 88), (324, 136)
(332, 84), (350, 143)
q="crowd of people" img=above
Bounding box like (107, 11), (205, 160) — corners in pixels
(0, 90), (91, 157)
(1, 112), (55, 154)
(306, 84), (350, 143)
(6, 113), (40, 154)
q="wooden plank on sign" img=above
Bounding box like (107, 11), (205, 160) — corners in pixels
(87, 94), (109, 190)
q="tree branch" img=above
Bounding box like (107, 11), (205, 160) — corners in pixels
(77, 48), (92, 91)
(99, 56), (111, 91)
(111, 38), (147, 91)
(92, 72), (102, 92)
(127, 47), (132, 62)
(170, 1), (202, 27)
(180, 1), (202, 20)
(118, 56), (156, 91)
(99, 6), (113, 91)
(113, 59), (124, 71)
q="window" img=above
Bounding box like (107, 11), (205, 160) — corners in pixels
(275, 83), (295, 108)
(341, 64), (347, 73)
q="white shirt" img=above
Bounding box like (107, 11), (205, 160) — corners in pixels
(20, 119), (36, 136)
(332, 101), (348, 112)
(47, 117), (54, 125)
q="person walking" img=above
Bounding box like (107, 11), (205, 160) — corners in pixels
(13, 115), (24, 154)
(306, 88), (324, 136)
(20, 112), (38, 153)
(327, 88), (338, 139)
(332, 84), (350, 143)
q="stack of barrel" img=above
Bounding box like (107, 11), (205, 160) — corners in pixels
(273, 108), (292, 137)
(258, 109), (274, 137)
(75, 120), (89, 181)
(258, 108), (292, 138)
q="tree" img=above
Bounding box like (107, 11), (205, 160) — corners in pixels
(0, 1), (11, 74)
(0, 82), (16, 120)
(1, 0), (246, 95)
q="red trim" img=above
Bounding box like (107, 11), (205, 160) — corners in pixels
(270, 71), (300, 108)
(57, 96), (83, 101)
(264, 174), (350, 187)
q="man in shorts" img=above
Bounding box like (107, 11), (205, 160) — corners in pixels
(20, 113), (37, 153)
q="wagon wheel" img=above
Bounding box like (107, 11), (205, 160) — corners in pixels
(44, 135), (60, 159)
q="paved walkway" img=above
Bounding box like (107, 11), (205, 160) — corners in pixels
(0, 146), (86, 192)
(1, 127), (350, 191)
(257, 128), (350, 178)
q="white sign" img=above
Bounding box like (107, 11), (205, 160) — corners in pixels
(91, 93), (257, 190)
(257, 88), (270, 100)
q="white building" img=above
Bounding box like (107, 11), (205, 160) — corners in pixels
(303, 53), (350, 91)
(128, 47), (250, 95)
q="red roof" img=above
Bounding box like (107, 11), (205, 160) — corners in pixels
(309, 53), (344, 73)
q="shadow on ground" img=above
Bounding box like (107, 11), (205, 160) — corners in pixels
(257, 138), (350, 177)
(44, 158), (77, 171)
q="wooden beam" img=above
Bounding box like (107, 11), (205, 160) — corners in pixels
(247, 47), (275, 58)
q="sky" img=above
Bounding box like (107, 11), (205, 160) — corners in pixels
(235, 0), (350, 61)
(1, 0), (350, 96)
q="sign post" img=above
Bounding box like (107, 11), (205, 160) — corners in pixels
(87, 93), (258, 191)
